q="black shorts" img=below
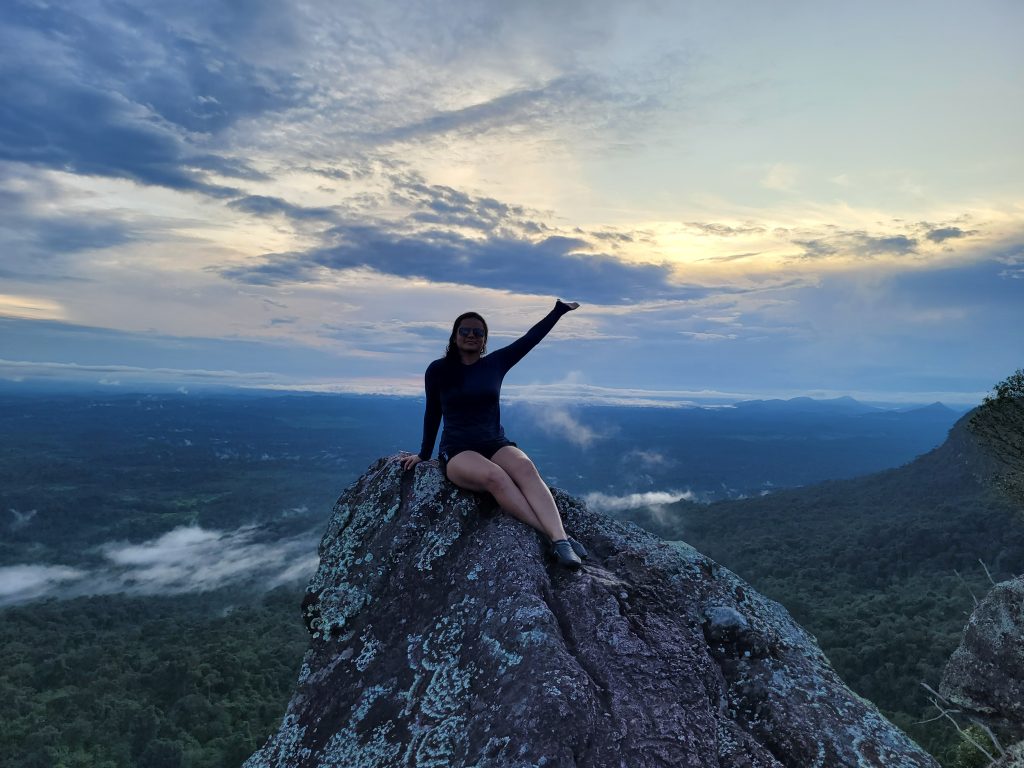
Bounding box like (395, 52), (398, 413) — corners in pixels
(439, 439), (517, 479)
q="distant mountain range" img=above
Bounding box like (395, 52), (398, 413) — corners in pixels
(732, 395), (961, 416)
(733, 395), (882, 414)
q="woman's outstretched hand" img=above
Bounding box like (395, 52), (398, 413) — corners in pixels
(401, 453), (423, 471)
(557, 299), (580, 311)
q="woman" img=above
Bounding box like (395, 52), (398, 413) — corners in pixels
(401, 299), (587, 569)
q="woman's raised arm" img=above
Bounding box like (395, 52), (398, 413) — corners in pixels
(490, 299), (579, 371)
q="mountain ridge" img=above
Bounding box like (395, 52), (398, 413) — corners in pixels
(616, 398), (1024, 759)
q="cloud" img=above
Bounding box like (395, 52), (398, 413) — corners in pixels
(217, 221), (695, 304)
(793, 231), (919, 260)
(99, 525), (317, 594)
(524, 403), (602, 448)
(0, 294), (67, 321)
(2, 0), (673, 202)
(0, 1), (294, 193)
(993, 241), (1024, 278)
(214, 174), (690, 305)
(856, 234), (917, 256)
(0, 178), (138, 273)
(395, 179), (537, 233)
(0, 525), (319, 606)
(374, 72), (644, 146)
(0, 564), (88, 605)
(698, 252), (762, 263)
(925, 226), (972, 243)
(679, 330), (738, 341)
(582, 489), (694, 513)
(0, 356), (287, 387)
(686, 222), (768, 237)
(623, 449), (673, 469)
(0, 314), (427, 384)
(227, 195), (338, 222)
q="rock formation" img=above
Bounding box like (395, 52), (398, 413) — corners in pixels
(941, 575), (1024, 767)
(245, 456), (938, 767)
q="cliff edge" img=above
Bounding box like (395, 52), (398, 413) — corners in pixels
(245, 456), (937, 768)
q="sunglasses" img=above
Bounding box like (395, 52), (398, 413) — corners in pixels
(458, 327), (485, 338)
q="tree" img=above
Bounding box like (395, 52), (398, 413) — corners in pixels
(139, 739), (184, 768)
(985, 369), (1024, 404)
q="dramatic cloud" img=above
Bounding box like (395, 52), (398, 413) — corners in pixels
(0, 1), (1020, 403)
(0, 1), (296, 192)
(218, 222), (694, 305)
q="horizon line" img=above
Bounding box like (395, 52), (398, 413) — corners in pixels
(0, 360), (983, 410)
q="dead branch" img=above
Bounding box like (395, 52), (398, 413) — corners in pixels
(954, 569), (980, 607)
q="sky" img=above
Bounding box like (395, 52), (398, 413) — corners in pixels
(1, 0), (1022, 406)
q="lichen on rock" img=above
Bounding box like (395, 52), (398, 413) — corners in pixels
(246, 455), (938, 768)
(940, 574), (1024, 765)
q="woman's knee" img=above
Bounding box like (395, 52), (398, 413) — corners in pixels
(448, 456), (511, 495)
(481, 464), (515, 495)
(503, 455), (541, 485)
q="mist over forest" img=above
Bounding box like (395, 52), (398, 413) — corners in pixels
(0, 388), (1002, 766)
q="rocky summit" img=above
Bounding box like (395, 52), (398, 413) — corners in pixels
(245, 456), (937, 768)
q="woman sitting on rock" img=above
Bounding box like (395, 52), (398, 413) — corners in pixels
(402, 299), (587, 569)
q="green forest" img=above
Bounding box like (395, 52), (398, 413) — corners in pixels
(620, 388), (1024, 765)
(0, 386), (1019, 766)
(0, 589), (306, 768)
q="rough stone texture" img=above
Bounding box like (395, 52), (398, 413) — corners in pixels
(940, 575), (1024, 734)
(993, 740), (1024, 768)
(246, 456), (938, 768)
(941, 575), (1024, 766)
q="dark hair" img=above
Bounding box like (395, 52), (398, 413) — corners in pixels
(445, 311), (488, 360)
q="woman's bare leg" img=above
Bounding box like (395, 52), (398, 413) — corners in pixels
(445, 451), (551, 536)
(489, 446), (568, 542)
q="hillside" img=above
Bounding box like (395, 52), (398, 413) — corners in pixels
(617, 398), (1024, 762)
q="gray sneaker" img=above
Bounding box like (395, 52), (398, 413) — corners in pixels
(551, 539), (583, 569)
(567, 536), (588, 559)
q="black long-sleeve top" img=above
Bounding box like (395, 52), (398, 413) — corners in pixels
(417, 302), (572, 460)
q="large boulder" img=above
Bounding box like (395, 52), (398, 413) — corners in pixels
(941, 575), (1024, 734)
(246, 456), (938, 768)
(941, 575), (1024, 766)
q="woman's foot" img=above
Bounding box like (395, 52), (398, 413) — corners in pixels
(551, 539), (583, 569)
(567, 536), (588, 559)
